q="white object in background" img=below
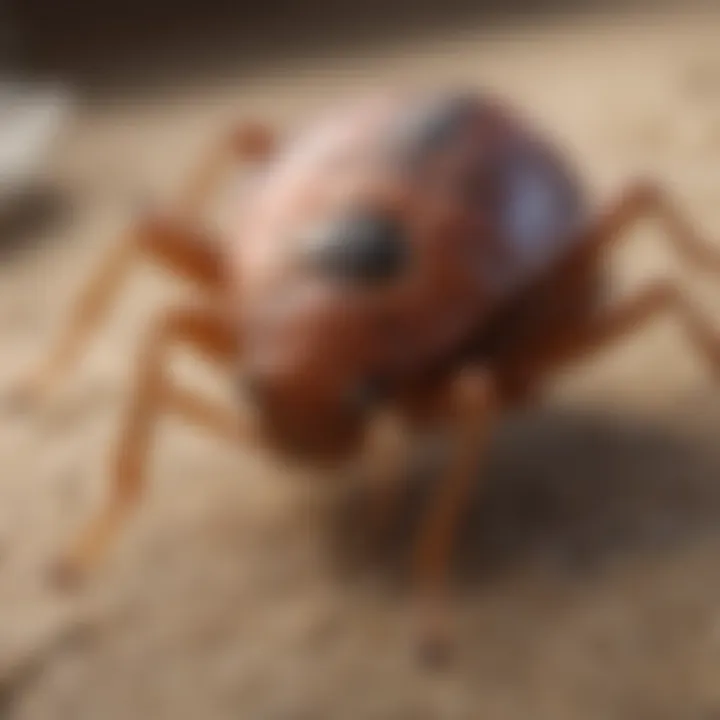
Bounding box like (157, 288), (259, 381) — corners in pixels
(0, 81), (73, 211)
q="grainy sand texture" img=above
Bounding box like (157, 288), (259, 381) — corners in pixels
(3, 4), (720, 718)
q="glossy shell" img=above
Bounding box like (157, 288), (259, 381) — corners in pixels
(226, 90), (587, 461)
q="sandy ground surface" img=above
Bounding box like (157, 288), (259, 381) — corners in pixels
(3, 6), (720, 719)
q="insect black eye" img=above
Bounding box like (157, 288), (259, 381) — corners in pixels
(303, 210), (409, 285)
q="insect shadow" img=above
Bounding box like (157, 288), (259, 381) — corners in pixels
(327, 405), (720, 590)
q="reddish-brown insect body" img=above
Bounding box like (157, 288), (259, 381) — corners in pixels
(229, 91), (587, 462)
(19, 87), (720, 662)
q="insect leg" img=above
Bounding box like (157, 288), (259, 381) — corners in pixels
(51, 303), (241, 587)
(13, 220), (225, 407)
(13, 122), (275, 409)
(358, 409), (411, 553)
(410, 367), (497, 663)
(178, 121), (276, 219)
(532, 279), (720, 380)
(588, 180), (720, 273)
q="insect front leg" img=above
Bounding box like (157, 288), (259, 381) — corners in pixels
(13, 221), (226, 409)
(178, 121), (276, 219)
(409, 366), (497, 664)
(52, 303), (244, 588)
(13, 121), (276, 409)
(356, 409), (411, 555)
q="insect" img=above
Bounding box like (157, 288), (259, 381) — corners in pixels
(17, 89), (720, 661)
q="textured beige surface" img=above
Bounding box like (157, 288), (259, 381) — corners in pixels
(3, 6), (720, 719)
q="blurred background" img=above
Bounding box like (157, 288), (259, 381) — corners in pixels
(3, 1), (720, 718)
